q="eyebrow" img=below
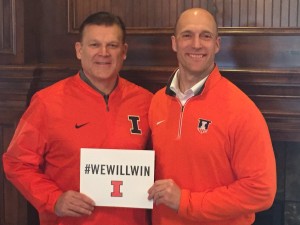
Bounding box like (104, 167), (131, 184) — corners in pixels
(179, 30), (214, 35)
(86, 39), (121, 43)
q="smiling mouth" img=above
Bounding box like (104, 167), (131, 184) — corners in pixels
(188, 53), (205, 58)
(95, 62), (111, 65)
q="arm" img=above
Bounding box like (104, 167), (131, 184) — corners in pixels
(148, 108), (276, 222)
(2, 95), (95, 216)
(182, 110), (277, 221)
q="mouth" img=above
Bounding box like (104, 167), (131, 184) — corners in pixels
(95, 62), (111, 65)
(187, 53), (205, 59)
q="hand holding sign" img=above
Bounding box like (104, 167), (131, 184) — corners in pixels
(54, 190), (95, 217)
(147, 179), (181, 211)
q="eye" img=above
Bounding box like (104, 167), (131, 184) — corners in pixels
(89, 43), (99, 48)
(200, 32), (214, 40)
(181, 33), (192, 39)
(107, 43), (119, 49)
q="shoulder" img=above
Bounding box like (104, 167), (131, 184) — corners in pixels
(216, 76), (254, 104)
(34, 75), (77, 99)
(152, 87), (167, 100)
(217, 77), (266, 122)
(119, 77), (153, 99)
(153, 86), (168, 99)
(149, 87), (168, 110)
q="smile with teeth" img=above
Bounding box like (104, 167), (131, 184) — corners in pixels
(188, 53), (205, 58)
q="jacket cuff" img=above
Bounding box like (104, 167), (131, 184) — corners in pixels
(178, 189), (190, 217)
(178, 189), (206, 220)
(45, 190), (63, 213)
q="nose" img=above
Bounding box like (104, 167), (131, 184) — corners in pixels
(192, 37), (202, 49)
(98, 46), (109, 56)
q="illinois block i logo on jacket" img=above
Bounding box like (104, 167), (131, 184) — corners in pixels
(128, 115), (142, 134)
(198, 118), (212, 134)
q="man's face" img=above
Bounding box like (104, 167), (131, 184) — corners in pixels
(171, 9), (220, 79)
(75, 24), (127, 86)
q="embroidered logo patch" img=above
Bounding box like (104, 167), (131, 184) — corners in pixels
(198, 119), (212, 134)
(75, 122), (89, 129)
(128, 115), (142, 135)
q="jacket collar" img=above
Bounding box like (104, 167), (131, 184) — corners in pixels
(165, 65), (222, 97)
(79, 69), (119, 96)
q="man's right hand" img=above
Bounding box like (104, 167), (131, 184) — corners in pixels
(54, 190), (95, 217)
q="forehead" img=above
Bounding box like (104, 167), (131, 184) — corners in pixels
(82, 24), (123, 41)
(176, 10), (217, 35)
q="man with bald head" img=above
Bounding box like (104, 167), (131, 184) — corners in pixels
(147, 8), (276, 225)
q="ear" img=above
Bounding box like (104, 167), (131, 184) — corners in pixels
(214, 36), (221, 54)
(75, 42), (82, 60)
(123, 43), (128, 60)
(171, 35), (177, 52)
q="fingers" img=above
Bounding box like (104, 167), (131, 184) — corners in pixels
(148, 179), (181, 210)
(148, 180), (165, 199)
(55, 190), (95, 217)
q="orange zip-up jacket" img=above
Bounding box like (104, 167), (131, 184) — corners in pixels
(3, 72), (153, 225)
(149, 66), (276, 225)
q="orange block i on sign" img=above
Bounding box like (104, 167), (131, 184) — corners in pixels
(111, 180), (123, 197)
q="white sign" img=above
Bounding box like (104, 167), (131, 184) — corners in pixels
(80, 148), (154, 209)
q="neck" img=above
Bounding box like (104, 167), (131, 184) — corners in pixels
(177, 65), (215, 93)
(177, 72), (204, 93)
(92, 78), (117, 95)
(80, 70), (118, 95)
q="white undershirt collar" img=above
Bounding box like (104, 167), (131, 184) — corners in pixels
(170, 69), (208, 105)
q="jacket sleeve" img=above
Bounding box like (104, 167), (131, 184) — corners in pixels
(177, 106), (277, 221)
(2, 94), (63, 213)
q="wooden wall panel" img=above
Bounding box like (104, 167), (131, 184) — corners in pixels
(0, 66), (36, 225)
(0, 66), (39, 112)
(68, 0), (300, 32)
(0, 0), (23, 65)
(1, 124), (28, 225)
(0, 0), (15, 54)
(216, 31), (300, 69)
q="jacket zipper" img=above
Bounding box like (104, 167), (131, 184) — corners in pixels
(103, 95), (109, 112)
(177, 99), (191, 138)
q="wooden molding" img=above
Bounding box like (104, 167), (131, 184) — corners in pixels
(0, 0), (16, 54)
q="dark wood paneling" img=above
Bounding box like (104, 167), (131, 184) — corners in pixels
(0, 0), (15, 54)
(0, 66), (39, 112)
(1, 123), (28, 225)
(0, 0), (24, 65)
(67, 0), (300, 31)
(23, 0), (41, 64)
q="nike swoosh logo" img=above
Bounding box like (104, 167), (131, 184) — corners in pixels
(75, 122), (89, 129)
(156, 120), (166, 125)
